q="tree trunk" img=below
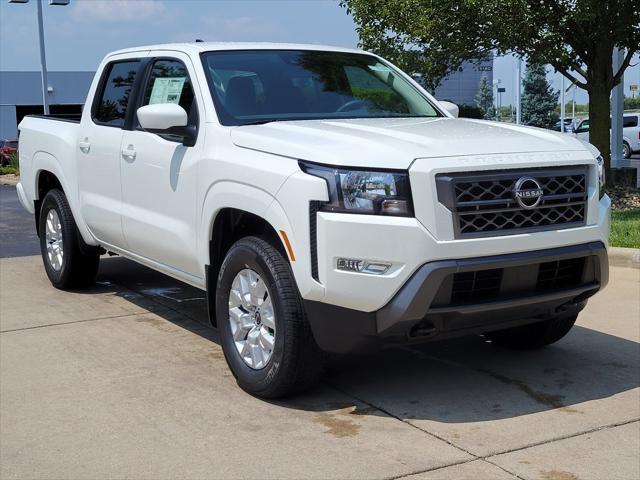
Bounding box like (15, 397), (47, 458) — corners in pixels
(587, 44), (614, 180)
(588, 82), (612, 178)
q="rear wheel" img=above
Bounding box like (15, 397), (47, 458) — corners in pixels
(39, 189), (100, 290)
(216, 236), (324, 398)
(622, 142), (631, 160)
(485, 314), (578, 349)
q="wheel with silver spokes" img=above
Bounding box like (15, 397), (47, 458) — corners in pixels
(44, 209), (64, 271)
(39, 189), (100, 290)
(228, 269), (276, 369)
(216, 236), (324, 398)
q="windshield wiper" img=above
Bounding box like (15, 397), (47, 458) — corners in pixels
(238, 119), (290, 126)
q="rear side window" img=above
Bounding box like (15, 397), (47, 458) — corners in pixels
(94, 60), (140, 127)
(623, 116), (638, 128)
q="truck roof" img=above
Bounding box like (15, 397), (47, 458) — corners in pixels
(108, 42), (367, 57)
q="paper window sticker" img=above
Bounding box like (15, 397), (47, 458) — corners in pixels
(149, 77), (186, 105)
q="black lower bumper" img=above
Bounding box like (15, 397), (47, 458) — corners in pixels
(304, 241), (608, 354)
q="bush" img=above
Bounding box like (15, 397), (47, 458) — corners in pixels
(0, 146), (19, 175)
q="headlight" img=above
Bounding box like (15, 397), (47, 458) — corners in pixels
(596, 155), (605, 198)
(300, 161), (414, 216)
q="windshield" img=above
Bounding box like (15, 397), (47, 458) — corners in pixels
(201, 50), (441, 125)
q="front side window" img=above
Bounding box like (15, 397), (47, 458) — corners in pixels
(201, 50), (441, 125)
(94, 60), (140, 127)
(140, 59), (196, 119)
(623, 116), (638, 128)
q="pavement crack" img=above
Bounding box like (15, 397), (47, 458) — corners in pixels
(329, 379), (639, 480)
(326, 382), (479, 458)
(0, 312), (147, 333)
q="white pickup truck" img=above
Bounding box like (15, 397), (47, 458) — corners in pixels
(18, 43), (610, 398)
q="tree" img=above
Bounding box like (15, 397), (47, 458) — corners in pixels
(521, 64), (560, 128)
(475, 74), (495, 120)
(340, 0), (639, 175)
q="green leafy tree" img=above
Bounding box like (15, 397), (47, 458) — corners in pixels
(475, 74), (495, 120)
(521, 64), (560, 128)
(340, 0), (640, 175)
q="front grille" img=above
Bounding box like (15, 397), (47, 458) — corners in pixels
(434, 256), (588, 307)
(436, 167), (588, 237)
(536, 258), (585, 291)
(451, 268), (503, 304)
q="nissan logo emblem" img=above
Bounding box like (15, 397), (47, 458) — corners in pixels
(513, 177), (544, 209)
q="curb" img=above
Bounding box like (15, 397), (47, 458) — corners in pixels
(0, 174), (19, 186)
(609, 246), (640, 269)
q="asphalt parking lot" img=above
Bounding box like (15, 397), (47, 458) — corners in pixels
(1, 185), (639, 480)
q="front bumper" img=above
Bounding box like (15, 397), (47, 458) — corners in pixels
(304, 241), (608, 354)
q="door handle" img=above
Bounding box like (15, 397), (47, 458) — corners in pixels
(79, 141), (91, 154)
(121, 145), (137, 161)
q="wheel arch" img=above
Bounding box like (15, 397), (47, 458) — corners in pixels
(200, 182), (296, 327)
(31, 152), (95, 247)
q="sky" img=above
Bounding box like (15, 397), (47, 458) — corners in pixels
(1, 0), (639, 107)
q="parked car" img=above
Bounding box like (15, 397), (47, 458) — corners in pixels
(17, 43), (610, 398)
(0, 139), (18, 150)
(572, 114), (640, 158)
(553, 118), (575, 132)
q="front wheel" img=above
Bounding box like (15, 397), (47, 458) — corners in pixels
(622, 142), (631, 160)
(485, 314), (578, 349)
(39, 189), (100, 290)
(216, 236), (324, 398)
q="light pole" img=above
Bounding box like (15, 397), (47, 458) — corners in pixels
(560, 75), (565, 133)
(515, 56), (522, 125)
(8, 0), (70, 115)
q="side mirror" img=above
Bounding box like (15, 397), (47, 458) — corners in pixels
(438, 100), (459, 118)
(137, 104), (196, 147)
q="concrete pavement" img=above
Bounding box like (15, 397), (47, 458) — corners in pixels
(1, 253), (638, 480)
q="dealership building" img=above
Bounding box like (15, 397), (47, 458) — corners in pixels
(0, 59), (493, 140)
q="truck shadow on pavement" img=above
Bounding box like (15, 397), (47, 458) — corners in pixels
(96, 256), (639, 424)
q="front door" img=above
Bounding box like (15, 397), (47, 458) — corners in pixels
(119, 55), (203, 277)
(77, 58), (143, 248)
(574, 119), (590, 142)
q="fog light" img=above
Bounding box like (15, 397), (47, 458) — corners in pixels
(336, 258), (391, 275)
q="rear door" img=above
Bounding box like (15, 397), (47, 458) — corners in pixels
(77, 55), (145, 248)
(119, 53), (204, 277)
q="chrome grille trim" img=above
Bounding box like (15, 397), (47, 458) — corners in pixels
(436, 167), (588, 238)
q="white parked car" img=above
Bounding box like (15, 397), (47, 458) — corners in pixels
(17, 43), (610, 398)
(572, 113), (640, 158)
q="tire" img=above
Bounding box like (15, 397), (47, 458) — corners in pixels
(485, 313), (578, 350)
(622, 142), (631, 160)
(216, 236), (324, 398)
(39, 189), (100, 290)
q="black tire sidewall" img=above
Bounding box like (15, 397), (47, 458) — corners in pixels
(39, 190), (76, 287)
(216, 240), (287, 394)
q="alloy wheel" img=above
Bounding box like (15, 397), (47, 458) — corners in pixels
(45, 209), (64, 271)
(228, 269), (276, 369)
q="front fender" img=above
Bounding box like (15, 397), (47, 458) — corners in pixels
(199, 179), (326, 301)
(199, 181), (281, 268)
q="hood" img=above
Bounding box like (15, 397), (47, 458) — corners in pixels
(230, 117), (590, 169)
